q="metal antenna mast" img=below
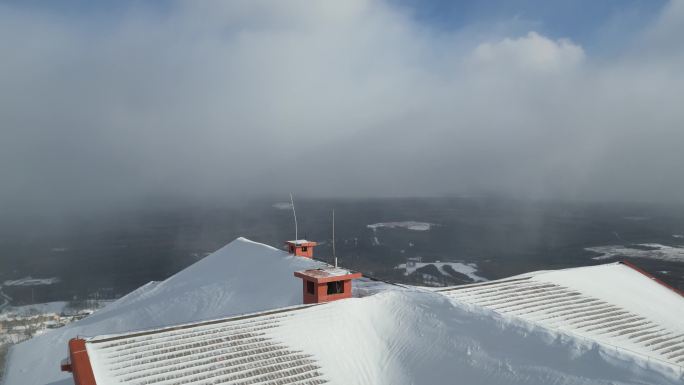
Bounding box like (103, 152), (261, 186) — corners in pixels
(290, 193), (298, 241)
(332, 209), (337, 268)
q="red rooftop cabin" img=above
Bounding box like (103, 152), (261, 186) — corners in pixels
(294, 268), (362, 304)
(286, 240), (317, 258)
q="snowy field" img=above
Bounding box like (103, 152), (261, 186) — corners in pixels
(395, 261), (487, 282)
(368, 221), (435, 246)
(587, 244), (684, 263)
(367, 221), (435, 231)
(0, 301), (68, 320)
(272, 202), (292, 210)
(2, 277), (60, 286)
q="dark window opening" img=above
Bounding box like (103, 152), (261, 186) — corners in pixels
(327, 281), (344, 295)
(301, 246), (308, 252)
(307, 281), (315, 295)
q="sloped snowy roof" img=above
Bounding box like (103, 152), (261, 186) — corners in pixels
(286, 240), (316, 245)
(439, 262), (684, 369)
(2, 238), (393, 385)
(80, 290), (682, 385)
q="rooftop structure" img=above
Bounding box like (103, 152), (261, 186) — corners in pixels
(285, 240), (317, 258)
(294, 268), (363, 304)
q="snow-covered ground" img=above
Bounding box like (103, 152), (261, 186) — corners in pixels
(4, 238), (684, 385)
(2, 277), (60, 286)
(395, 261), (487, 282)
(367, 221), (435, 246)
(367, 221), (435, 231)
(0, 302), (68, 320)
(587, 244), (684, 263)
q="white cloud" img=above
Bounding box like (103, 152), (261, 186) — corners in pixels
(0, 0), (683, 213)
(471, 31), (585, 72)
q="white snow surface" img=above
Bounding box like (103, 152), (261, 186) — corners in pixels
(4, 238), (684, 385)
(2, 277), (60, 286)
(367, 221), (434, 231)
(272, 202), (292, 210)
(0, 301), (68, 320)
(441, 263), (684, 373)
(531, 264), (684, 336)
(2, 238), (392, 385)
(84, 290), (681, 385)
(587, 244), (684, 263)
(396, 261), (487, 282)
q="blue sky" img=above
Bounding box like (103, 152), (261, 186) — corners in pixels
(4, 0), (668, 50)
(393, 0), (668, 52)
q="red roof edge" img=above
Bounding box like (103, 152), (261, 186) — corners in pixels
(619, 260), (684, 298)
(66, 338), (98, 385)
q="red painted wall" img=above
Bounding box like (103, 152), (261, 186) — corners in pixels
(287, 243), (315, 258)
(301, 279), (353, 304)
(67, 338), (98, 385)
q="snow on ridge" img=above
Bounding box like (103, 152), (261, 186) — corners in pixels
(586, 243), (684, 263)
(367, 221), (435, 231)
(272, 202), (292, 210)
(2, 237), (327, 385)
(2, 277), (60, 286)
(3, 237), (398, 385)
(0, 301), (68, 320)
(396, 261), (487, 283)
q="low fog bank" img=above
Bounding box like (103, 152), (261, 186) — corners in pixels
(2, 1), (684, 217)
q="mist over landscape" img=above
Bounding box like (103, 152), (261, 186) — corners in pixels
(2, 0), (684, 295)
(1, 0), (684, 217)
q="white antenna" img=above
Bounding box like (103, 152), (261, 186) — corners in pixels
(290, 193), (298, 241)
(332, 209), (337, 268)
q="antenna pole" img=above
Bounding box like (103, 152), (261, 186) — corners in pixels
(290, 193), (298, 240)
(332, 209), (337, 268)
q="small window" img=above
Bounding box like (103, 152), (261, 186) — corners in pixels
(307, 281), (315, 295)
(327, 281), (344, 295)
(301, 246), (308, 252)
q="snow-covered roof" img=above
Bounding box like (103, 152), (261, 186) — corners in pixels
(78, 290), (682, 385)
(294, 267), (360, 281)
(286, 240), (316, 245)
(4, 238), (684, 385)
(439, 262), (684, 368)
(2, 238), (392, 385)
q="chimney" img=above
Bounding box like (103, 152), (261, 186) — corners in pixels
(285, 240), (317, 258)
(294, 268), (362, 304)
